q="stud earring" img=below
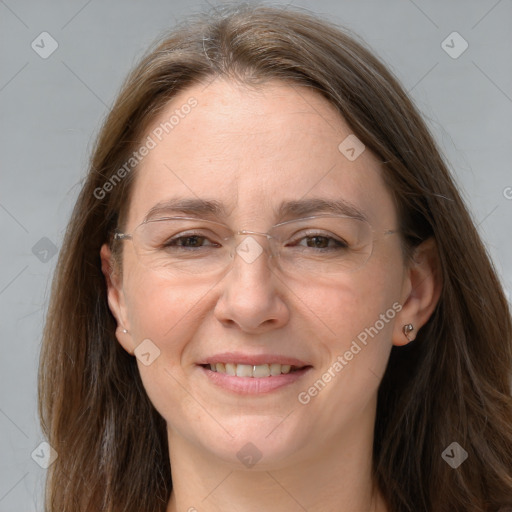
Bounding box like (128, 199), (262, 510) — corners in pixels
(403, 323), (414, 341)
(122, 328), (128, 334)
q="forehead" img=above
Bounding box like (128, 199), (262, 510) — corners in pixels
(125, 78), (396, 229)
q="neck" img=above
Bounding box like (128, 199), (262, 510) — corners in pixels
(165, 398), (387, 512)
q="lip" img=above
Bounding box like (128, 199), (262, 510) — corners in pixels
(198, 352), (310, 367)
(198, 364), (313, 394)
(196, 352), (313, 395)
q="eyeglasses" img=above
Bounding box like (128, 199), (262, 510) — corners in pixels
(113, 214), (398, 278)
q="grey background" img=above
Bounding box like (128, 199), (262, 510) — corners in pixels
(0, 0), (511, 509)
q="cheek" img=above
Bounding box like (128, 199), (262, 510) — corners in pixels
(298, 251), (403, 345)
(123, 269), (211, 347)
(298, 254), (404, 405)
(122, 270), (214, 428)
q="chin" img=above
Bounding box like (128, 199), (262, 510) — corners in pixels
(192, 415), (313, 470)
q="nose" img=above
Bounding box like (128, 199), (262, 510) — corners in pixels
(213, 235), (290, 333)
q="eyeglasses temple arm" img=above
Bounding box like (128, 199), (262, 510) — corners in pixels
(113, 232), (133, 241)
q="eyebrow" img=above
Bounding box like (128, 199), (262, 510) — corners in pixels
(276, 198), (367, 222)
(144, 198), (229, 222)
(144, 197), (367, 223)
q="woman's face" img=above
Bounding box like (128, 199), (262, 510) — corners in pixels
(103, 78), (413, 469)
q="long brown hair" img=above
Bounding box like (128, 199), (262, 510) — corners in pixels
(39, 4), (512, 511)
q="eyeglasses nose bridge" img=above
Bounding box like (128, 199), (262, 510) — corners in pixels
(231, 229), (277, 261)
(235, 229), (272, 239)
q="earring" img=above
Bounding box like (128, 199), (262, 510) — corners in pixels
(403, 323), (414, 341)
(122, 328), (128, 334)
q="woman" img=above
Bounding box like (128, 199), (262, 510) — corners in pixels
(38, 3), (512, 511)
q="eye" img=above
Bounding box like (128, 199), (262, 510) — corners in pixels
(163, 232), (220, 249)
(303, 235), (343, 249)
(288, 231), (349, 250)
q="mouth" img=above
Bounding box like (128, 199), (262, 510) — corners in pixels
(196, 354), (313, 394)
(200, 362), (307, 378)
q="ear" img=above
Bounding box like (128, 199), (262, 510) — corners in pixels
(393, 237), (442, 346)
(100, 243), (135, 355)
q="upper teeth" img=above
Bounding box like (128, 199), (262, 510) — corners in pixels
(209, 363), (294, 377)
